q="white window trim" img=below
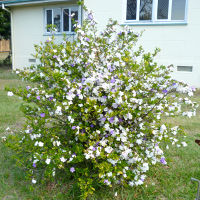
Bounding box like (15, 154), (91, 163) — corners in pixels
(122, 0), (188, 26)
(44, 5), (82, 35)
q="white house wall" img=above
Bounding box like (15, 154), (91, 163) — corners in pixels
(84, 0), (200, 87)
(11, 0), (200, 86)
(11, 1), (77, 70)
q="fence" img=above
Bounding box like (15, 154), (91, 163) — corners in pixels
(0, 39), (10, 52)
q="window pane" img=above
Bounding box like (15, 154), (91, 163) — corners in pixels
(53, 8), (61, 32)
(71, 8), (78, 32)
(157, 0), (169, 19)
(63, 9), (69, 32)
(46, 10), (52, 32)
(139, 0), (153, 20)
(126, 0), (137, 20)
(171, 0), (186, 20)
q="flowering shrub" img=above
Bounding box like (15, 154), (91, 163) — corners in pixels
(4, 9), (198, 199)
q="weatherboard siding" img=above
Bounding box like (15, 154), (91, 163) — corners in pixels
(10, 0), (200, 86)
(85, 0), (200, 87)
(11, 1), (77, 70)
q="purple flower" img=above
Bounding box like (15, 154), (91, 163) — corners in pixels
(81, 129), (85, 133)
(172, 83), (176, 86)
(104, 179), (109, 184)
(27, 94), (31, 98)
(40, 113), (45, 118)
(92, 147), (96, 151)
(88, 13), (93, 20)
(110, 130), (114, 135)
(96, 142), (100, 146)
(108, 65), (113, 72)
(72, 126), (76, 130)
(105, 134), (109, 138)
(103, 96), (107, 99)
(118, 31), (122, 36)
(32, 163), (36, 168)
(162, 89), (168, 94)
(70, 167), (75, 173)
(49, 97), (53, 101)
(109, 117), (114, 123)
(53, 55), (58, 59)
(101, 117), (106, 122)
(111, 78), (115, 83)
(46, 40), (50, 43)
(118, 118), (123, 123)
(71, 63), (75, 67)
(36, 96), (40, 100)
(26, 86), (31, 90)
(86, 37), (90, 42)
(160, 157), (167, 165)
(90, 124), (94, 128)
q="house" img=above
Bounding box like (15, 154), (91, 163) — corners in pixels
(0, 0), (199, 86)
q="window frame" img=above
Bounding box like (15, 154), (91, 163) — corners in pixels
(44, 5), (81, 35)
(123, 0), (188, 25)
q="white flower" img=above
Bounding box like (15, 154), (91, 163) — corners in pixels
(38, 141), (44, 147)
(105, 146), (113, 154)
(107, 172), (112, 177)
(141, 163), (149, 172)
(55, 106), (62, 115)
(45, 158), (51, 165)
(136, 139), (142, 145)
(1, 136), (6, 141)
(181, 142), (187, 147)
(7, 91), (14, 96)
(6, 127), (10, 131)
(160, 124), (167, 133)
(129, 181), (134, 187)
(127, 113), (132, 120)
(60, 157), (67, 162)
(32, 178), (37, 184)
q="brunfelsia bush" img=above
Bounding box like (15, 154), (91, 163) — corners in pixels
(4, 11), (198, 199)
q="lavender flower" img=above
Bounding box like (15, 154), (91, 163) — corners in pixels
(111, 78), (115, 83)
(70, 167), (75, 173)
(109, 117), (114, 123)
(160, 157), (167, 165)
(88, 13), (93, 20)
(72, 126), (76, 130)
(162, 89), (168, 94)
(32, 163), (36, 168)
(40, 113), (45, 118)
(86, 37), (90, 42)
(36, 96), (40, 100)
(26, 86), (31, 90)
(104, 179), (109, 184)
(49, 97), (53, 101)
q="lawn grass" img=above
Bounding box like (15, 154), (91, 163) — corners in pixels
(0, 67), (200, 199)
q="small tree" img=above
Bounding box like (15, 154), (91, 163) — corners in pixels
(0, 9), (10, 40)
(4, 9), (197, 199)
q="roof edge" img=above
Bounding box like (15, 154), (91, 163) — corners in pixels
(0, 0), (75, 6)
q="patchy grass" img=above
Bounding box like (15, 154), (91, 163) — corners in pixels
(0, 67), (200, 199)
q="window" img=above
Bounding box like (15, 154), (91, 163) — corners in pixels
(45, 6), (80, 33)
(126, 0), (187, 23)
